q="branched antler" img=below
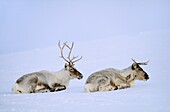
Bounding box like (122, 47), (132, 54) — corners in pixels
(58, 41), (82, 65)
(64, 42), (74, 61)
(72, 56), (82, 64)
(132, 58), (149, 65)
(58, 41), (70, 64)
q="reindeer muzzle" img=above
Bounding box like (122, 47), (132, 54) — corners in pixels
(77, 73), (83, 80)
(78, 75), (83, 80)
(145, 73), (149, 80)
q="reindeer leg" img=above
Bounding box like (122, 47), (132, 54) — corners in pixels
(97, 76), (112, 92)
(34, 82), (51, 93)
(50, 83), (66, 92)
(114, 78), (130, 90)
(35, 88), (51, 93)
(28, 76), (38, 93)
(116, 83), (130, 89)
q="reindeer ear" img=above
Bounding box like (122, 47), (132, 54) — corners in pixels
(131, 64), (135, 70)
(64, 63), (68, 69)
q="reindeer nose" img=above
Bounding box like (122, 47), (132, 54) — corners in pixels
(78, 75), (83, 79)
(77, 72), (83, 79)
(145, 73), (149, 80)
(77, 71), (83, 80)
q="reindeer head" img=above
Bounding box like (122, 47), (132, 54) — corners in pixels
(58, 41), (83, 80)
(131, 59), (149, 81)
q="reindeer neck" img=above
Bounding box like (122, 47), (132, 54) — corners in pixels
(120, 66), (136, 86)
(53, 68), (71, 86)
(120, 66), (133, 77)
(53, 68), (70, 77)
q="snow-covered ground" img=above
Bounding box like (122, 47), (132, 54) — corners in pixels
(0, 30), (170, 112)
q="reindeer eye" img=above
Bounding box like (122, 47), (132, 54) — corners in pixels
(70, 68), (74, 71)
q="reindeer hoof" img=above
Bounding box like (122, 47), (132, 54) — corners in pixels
(50, 89), (55, 92)
(114, 86), (118, 90)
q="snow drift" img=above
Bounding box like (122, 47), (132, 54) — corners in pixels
(0, 30), (170, 112)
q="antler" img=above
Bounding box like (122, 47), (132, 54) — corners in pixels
(58, 41), (70, 64)
(132, 58), (149, 65)
(58, 41), (82, 65)
(71, 55), (82, 64)
(137, 61), (149, 65)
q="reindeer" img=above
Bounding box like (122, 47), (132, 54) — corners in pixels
(12, 41), (83, 94)
(85, 59), (149, 92)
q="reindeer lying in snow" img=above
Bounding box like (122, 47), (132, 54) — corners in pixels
(85, 59), (149, 92)
(12, 41), (83, 94)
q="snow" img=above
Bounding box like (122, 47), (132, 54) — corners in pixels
(0, 30), (170, 112)
(1, 0), (170, 111)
